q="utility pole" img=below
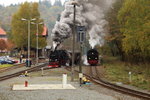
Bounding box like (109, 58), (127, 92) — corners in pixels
(77, 26), (86, 86)
(28, 20), (30, 67)
(71, 4), (76, 82)
(70, 0), (79, 82)
(36, 24), (39, 65)
(79, 42), (83, 86)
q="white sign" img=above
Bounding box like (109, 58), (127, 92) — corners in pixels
(79, 73), (83, 78)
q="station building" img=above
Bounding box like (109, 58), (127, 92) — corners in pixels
(0, 27), (7, 41)
(0, 27), (8, 53)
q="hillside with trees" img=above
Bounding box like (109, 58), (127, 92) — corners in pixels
(39, 0), (64, 35)
(0, 0), (64, 39)
(11, 2), (46, 50)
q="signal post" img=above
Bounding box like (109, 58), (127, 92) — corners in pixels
(77, 26), (86, 86)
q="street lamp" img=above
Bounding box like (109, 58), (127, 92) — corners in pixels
(21, 18), (36, 67)
(31, 22), (43, 65)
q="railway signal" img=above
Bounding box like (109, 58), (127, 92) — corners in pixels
(77, 26), (86, 43)
(77, 26), (86, 86)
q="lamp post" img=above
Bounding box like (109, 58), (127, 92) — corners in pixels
(21, 18), (36, 67)
(31, 22), (43, 65)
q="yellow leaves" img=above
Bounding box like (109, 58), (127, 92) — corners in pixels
(11, 2), (46, 49)
(117, 0), (150, 57)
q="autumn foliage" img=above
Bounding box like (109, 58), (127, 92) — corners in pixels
(0, 39), (7, 51)
(6, 40), (15, 51)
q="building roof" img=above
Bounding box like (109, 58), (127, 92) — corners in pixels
(0, 27), (6, 35)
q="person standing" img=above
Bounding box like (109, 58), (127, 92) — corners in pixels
(20, 54), (23, 63)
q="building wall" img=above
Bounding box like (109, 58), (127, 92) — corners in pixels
(0, 35), (7, 41)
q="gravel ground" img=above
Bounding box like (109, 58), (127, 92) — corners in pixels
(0, 68), (116, 100)
(0, 86), (116, 100)
(75, 66), (146, 100)
(0, 66), (146, 100)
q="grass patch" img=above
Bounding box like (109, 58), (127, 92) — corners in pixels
(103, 56), (150, 91)
(0, 64), (13, 69)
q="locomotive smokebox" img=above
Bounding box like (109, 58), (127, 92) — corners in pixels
(87, 49), (99, 66)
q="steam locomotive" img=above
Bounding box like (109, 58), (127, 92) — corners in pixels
(48, 50), (69, 67)
(48, 50), (81, 67)
(87, 49), (99, 66)
(48, 48), (99, 67)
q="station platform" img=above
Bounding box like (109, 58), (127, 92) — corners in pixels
(13, 84), (76, 90)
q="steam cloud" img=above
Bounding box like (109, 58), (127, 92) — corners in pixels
(52, 0), (115, 49)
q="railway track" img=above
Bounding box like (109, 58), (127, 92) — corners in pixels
(0, 59), (47, 73)
(0, 63), (25, 73)
(0, 62), (50, 81)
(87, 66), (150, 100)
(66, 66), (150, 100)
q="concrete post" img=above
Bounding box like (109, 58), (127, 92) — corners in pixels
(62, 73), (67, 88)
(129, 72), (132, 83)
(41, 68), (44, 76)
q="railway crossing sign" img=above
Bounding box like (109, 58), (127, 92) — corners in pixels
(77, 26), (86, 43)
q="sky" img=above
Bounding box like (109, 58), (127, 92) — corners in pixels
(0, 0), (66, 6)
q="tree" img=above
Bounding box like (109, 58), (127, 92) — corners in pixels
(0, 1), (64, 45)
(118, 0), (150, 62)
(0, 4), (3, 9)
(106, 0), (125, 59)
(0, 39), (7, 51)
(39, 3), (64, 37)
(54, 0), (62, 6)
(0, 5), (19, 33)
(6, 40), (15, 51)
(11, 2), (46, 51)
(42, 0), (52, 7)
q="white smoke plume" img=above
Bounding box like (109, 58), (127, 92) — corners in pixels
(82, 55), (89, 65)
(52, 0), (115, 49)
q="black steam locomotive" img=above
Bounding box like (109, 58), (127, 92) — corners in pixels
(48, 50), (69, 67)
(48, 50), (81, 67)
(87, 49), (99, 66)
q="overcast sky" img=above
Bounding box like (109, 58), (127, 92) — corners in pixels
(0, 0), (65, 6)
